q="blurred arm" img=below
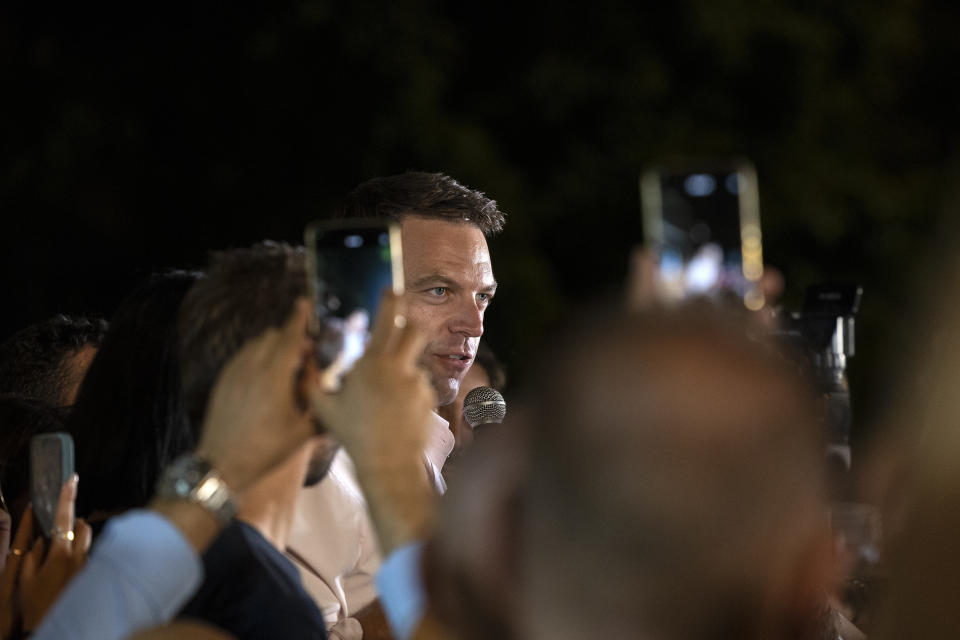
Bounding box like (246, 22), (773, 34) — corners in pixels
(32, 510), (203, 640)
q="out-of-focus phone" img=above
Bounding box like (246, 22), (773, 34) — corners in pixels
(305, 219), (404, 379)
(640, 159), (764, 309)
(30, 432), (74, 537)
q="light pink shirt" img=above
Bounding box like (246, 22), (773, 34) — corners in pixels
(286, 413), (454, 638)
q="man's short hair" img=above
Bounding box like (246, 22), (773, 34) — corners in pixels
(335, 171), (505, 236)
(178, 241), (307, 427)
(0, 315), (108, 405)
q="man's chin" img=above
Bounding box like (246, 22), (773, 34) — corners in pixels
(433, 379), (460, 408)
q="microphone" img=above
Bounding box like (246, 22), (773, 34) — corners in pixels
(462, 386), (507, 429)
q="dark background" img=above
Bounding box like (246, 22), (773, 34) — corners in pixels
(3, 1), (960, 445)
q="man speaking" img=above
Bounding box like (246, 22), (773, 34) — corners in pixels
(285, 171), (505, 639)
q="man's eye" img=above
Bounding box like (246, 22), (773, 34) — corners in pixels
(429, 287), (447, 296)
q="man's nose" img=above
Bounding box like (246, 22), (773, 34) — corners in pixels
(450, 296), (484, 338)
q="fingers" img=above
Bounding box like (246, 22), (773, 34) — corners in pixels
(73, 518), (92, 570)
(19, 536), (44, 582)
(0, 506), (32, 599)
(7, 505), (34, 572)
(365, 291), (401, 357)
(0, 510), (11, 571)
(74, 518), (92, 555)
(49, 475), (78, 554)
(626, 246), (658, 312)
(392, 322), (428, 371)
(759, 266), (785, 303)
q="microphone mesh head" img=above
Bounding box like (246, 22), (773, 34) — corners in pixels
(462, 386), (507, 428)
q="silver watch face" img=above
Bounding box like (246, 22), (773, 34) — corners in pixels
(173, 478), (193, 497)
(158, 455), (236, 524)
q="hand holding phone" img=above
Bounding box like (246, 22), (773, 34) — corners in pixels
(29, 433), (74, 538)
(1, 476), (92, 635)
(305, 219), (404, 385)
(640, 159), (764, 309)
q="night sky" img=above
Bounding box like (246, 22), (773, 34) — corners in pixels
(3, 1), (960, 444)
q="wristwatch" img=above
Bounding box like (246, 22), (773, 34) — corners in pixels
(155, 454), (237, 526)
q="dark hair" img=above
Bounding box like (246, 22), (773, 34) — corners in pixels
(0, 394), (68, 527)
(474, 342), (507, 392)
(335, 171), (506, 236)
(0, 315), (108, 405)
(178, 242), (307, 427)
(67, 270), (201, 517)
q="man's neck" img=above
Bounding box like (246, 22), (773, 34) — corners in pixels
(435, 402), (457, 426)
(237, 445), (311, 549)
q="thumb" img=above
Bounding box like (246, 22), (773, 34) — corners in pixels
(626, 246), (658, 311)
(308, 377), (339, 429)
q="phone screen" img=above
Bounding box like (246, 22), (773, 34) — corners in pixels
(306, 220), (403, 380)
(641, 162), (763, 307)
(311, 225), (398, 319)
(30, 432), (74, 536)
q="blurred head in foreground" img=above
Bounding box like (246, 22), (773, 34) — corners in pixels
(868, 256), (960, 639)
(430, 303), (836, 640)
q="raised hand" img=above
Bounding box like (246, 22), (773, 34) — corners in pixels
(311, 292), (437, 553)
(195, 298), (318, 494)
(19, 475), (92, 632)
(0, 505), (33, 637)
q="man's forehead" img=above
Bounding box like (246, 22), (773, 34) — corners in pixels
(400, 216), (494, 277)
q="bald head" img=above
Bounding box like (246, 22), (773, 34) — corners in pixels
(521, 306), (830, 640)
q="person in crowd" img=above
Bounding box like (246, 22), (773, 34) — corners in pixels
(865, 257), (960, 639)
(0, 314), (107, 406)
(66, 270), (201, 522)
(514, 306), (841, 640)
(174, 242), (340, 638)
(31, 292), (433, 640)
(287, 171), (506, 638)
(0, 395), (89, 638)
(316, 303), (847, 640)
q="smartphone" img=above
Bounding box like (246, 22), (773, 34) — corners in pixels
(30, 432), (74, 537)
(305, 219), (404, 379)
(640, 159), (764, 309)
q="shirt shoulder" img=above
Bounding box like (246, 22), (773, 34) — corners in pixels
(179, 521), (328, 640)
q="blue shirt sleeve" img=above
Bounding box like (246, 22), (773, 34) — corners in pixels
(374, 542), (426, 640)
(33, 509), (204, 640)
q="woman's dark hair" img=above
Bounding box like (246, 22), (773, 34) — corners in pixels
(67, 270), (202, 517)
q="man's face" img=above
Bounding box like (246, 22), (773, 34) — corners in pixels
(62, 345), (98, 406)
(400, 216), (496, 407)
